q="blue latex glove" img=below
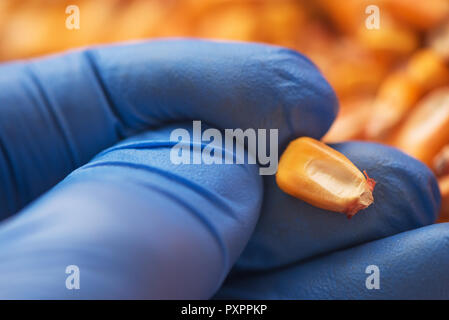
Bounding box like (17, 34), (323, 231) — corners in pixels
(217, 143), (447, 299)
(0, 39), (446, 299)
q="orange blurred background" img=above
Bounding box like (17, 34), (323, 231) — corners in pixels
(1, 0), (447, 97)
(1, 0), (449, 220)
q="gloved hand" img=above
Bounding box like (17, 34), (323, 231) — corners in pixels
(0, 39), (446, 299)
(217, 143), (447, 299)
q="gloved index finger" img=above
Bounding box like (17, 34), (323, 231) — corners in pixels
(0, 39), (338, 219)
(86, 39), (338, 143)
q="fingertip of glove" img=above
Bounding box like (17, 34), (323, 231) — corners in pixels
(86, 39), (339, 145)
(267, 47), (339, 143)
(334, 142), (441, 227)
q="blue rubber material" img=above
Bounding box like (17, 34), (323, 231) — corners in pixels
(0, 39), (443, 299)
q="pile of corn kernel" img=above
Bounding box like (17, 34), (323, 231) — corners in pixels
(0, 0), (448, 220)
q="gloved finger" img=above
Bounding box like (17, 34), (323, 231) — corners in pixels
(234, 142), (440, 271)
(0, 39), (337, 219)
(216, 223), (449, 299)
(0, 123), (262, 299)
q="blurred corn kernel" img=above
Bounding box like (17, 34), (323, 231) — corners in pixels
(406, 49), (449, 91)
(384, 0), (449, 31)
(365, 49), (449, 140)
(428, 20), (449, 59)
(323, 95), (373, 143)
(438, 175), (449, 222)
(365, 72), (420, 140)
(356, 13), (419, 57)
(392, 88), (449, 166)
(434, 145), (449, 176)
(317, 0), (382, 34)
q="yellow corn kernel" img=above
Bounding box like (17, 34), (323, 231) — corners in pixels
(365, 49), (449, 140)
(385, 0), (449, 31)
(276, 137), (376, 218)
(195, 3), (259, 42)
(405, 49), (449, 92)
(323, 95), (373, 143)
(437, 175), (449, 222)
(365, 73), (420, 140)
(356, 18), (419, 56)
(429, 21), (449, 60)
(392, 87), (449, 166)
(317, 0), (370, 34)
(434, 145), (449, 176)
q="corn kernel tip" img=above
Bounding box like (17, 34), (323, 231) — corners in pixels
(363, 170), (377, 192)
